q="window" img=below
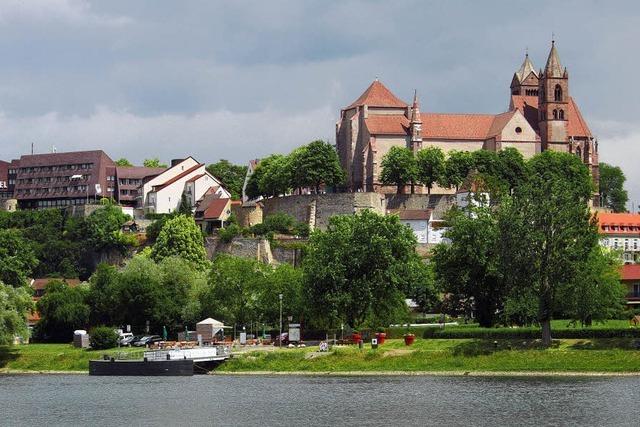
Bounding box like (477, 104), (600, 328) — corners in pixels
(515, 127), (522, 134)
(559, 109), (565, 120)
(554, 84), (563, 101)
(633, 284), (640, 298)
(553, 109), (558, 120)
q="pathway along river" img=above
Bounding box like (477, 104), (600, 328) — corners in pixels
(1, 374), (639, 426)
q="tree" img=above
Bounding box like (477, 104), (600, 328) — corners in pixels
(380, 146), (418, 194)
(0, 282), (33, 344)
(556, 247), (626, 327)
(416, 146), (445, 195)
(35, 280), (90, 342)
(291, 140), (345, 193)
(151, 215), (209, 269)
(86, 263), (120, 326)
(84, 204), (131, 254)
(432, 206), (506, 327)
(0, 229), (38, 287)
(303, 210), (433, 328)
(176, 193), (192, 216)
(443, 150), (474, 191)
(500, 151), (597, 346)
(256, 263), (304, 326)
(497, 148), (527, 193)
(206, 160), (248, 200)
(143, 158), (168, 168)
(259, 154), (292, 197)
(115, 158), (133, 167)
(599, 162), (628, 212)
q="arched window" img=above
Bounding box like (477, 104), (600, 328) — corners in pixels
(576, 146), (582, 159)
(553, 109), (558, 120)
(558, 109), (565, 120)
(554, 84), (563, 101)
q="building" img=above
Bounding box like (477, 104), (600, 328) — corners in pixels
(195, 195), (232, 233)
(141, 157), (230, 215)
(336, 41), (599, 203)
(620, 265), (640, 307)
(597, 212), (640, 264)
(1, 150), (166, 210)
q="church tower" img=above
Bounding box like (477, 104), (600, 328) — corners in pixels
(510, 52), (539, 96)
(409, 90), (423, 153)
(538, 40), (569, 150)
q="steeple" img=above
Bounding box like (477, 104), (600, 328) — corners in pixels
(544, 40), (565, 78)
(510, 50), (539, 96)
(515, 52), (537, 82)
(410, 90), (423, 147)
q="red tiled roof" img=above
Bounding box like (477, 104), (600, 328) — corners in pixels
(202, 198), (230, 219)
(153, 163), (203, 191)
(186, 173), (206, 183)
(621, 264), (640, 281)
(18, 150), (111, 167)
(421, 113), (497, 140)
(116, 166), (166, 179)
(388, 209), (431, 220)
(567, 97), (592, 138)
(365, 115), (409, 135)
(347, 80), (408, 109)
(597, 212), (640, 234)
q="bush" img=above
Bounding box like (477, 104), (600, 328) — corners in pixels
(89, 326), (119, 349)
(219, 224), (243, 243)
(250, 213), (309, 237)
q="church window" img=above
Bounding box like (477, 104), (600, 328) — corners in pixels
(576, 147), (582, 159)
(559, 109), (565, 120)
(515, 127), (522, 134)
(553, 109), (558, 120)
(554, 84), (563, 101)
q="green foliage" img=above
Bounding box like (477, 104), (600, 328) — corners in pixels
(218, 223), (243, 243)
(89, 326), (118, 349)
(86, 263), (120, 326)
(176, 193), (192, 216)
(433, 206), (506, 327)
(143, 158), (168, 168)
(206, 160), (248, 200)
(443, 150), (474, 191)
(380, 146), (418, 194)
(115, 158), (133, 167)
(0, 282), (33, 344)
(599, 162), (628, 212)
(145, 214), (172, 242)
(35, 280), (90, 342)
(418, 327), (640, 340)
(151, 215), (209, 269)
(0, 229), (38, 287)
(84, 205), (131, 254)
(303, 210), (430, 329)
(250, 213), (309, 237)
(416, 146), (445, 194)
(290, 140), (345, 193)
(497, 147), (527, 192)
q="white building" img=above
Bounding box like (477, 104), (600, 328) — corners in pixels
(140, 157), (230, 215)
(598, 212), (640, 264)
(388, 209), (449, 245)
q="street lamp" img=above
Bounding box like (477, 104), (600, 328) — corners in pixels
(279, 293), (283, 349)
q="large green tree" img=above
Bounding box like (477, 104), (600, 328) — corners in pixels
(84, 204), (131, 254)
(143, 158), (168, 168)
(416, 146), (445, 195)
(0, 229), (38, 287)
(115, 158), (133, 167)
(206, 160), (248, 200)
(0, 282), (33, 344)
(500, 151), (597, 345)
(151, 215), (209, 269)
(303, 210), (432, 328)
(290, 140), (345, 193)
(497, 147), (527, 193)
(599, 162), (628, 212)
(432, 206), (506, 327)
(35, 280), (90, 342)
(443, 150), (474, 191)
(380, 146), (418, 194)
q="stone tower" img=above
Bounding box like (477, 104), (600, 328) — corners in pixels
(409, 90), (423, 153)
(538, 40), (569, 150)
(510, 52), (539, 96)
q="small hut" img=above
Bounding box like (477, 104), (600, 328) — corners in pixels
(196, 318), (227, 343)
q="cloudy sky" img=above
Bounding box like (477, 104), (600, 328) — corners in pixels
(1, 0), (639, 205)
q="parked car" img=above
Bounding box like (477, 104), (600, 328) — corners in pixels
(273, 333), (289, 347)
(132, 335), (163, 347)
(119, 334), (137, 346)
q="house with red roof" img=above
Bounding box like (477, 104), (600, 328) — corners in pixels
(597, 212), (640, 264)
(620, 265), (640, 307)
(194, 195), (232, 233)
(140, 157), (230, 215)
(336, 41), (599, 204)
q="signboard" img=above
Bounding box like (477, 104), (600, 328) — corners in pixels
(0, 181), (7, 189)
(239, 332), (247, 345)
(288, 324), (301, 342)
(95, 184), (102, 195)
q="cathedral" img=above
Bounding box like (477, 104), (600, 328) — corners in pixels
(335, 41), (599, 203)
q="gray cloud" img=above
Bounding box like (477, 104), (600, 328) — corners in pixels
(0, 0), (638, 204)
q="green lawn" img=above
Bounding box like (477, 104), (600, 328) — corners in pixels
(219, 338), (640, 373)
(0, 344), (140, 372)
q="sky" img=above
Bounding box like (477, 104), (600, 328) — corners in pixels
(1, 0), (639, 206)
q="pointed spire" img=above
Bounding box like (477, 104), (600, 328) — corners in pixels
(515, 50), (537, 82)
(411, 89), (422, 123)
(544, 40), (564, 78)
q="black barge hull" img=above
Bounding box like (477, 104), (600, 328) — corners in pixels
(89, 359), (194, 376)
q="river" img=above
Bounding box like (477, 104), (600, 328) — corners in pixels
(1, 374), (639, 426)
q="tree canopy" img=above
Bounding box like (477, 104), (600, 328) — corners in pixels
(443, 150), (474, 191)
(206, 160), (248, 200)
(290, 140), (345, 193)
(416, 146), (445, 195)
(599, 162), (628, 212)
(151, 215), (209, 269)
(35, 280), (90, 342)
(143, 158), (168, 168)
(115, 158), (133, 167)
(380, 146), (418, 194)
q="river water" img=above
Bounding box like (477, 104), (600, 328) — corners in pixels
(1, 374), (639, 426)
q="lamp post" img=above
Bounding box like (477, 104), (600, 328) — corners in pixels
(279, 293), (283, 349)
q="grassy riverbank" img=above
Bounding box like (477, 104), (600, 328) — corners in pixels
(219, 338), (640, 374)
(0, 344), (140, 372)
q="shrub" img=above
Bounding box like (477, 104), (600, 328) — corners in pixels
(219, 224), (243, 243)
(89, 326), (119, 349)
